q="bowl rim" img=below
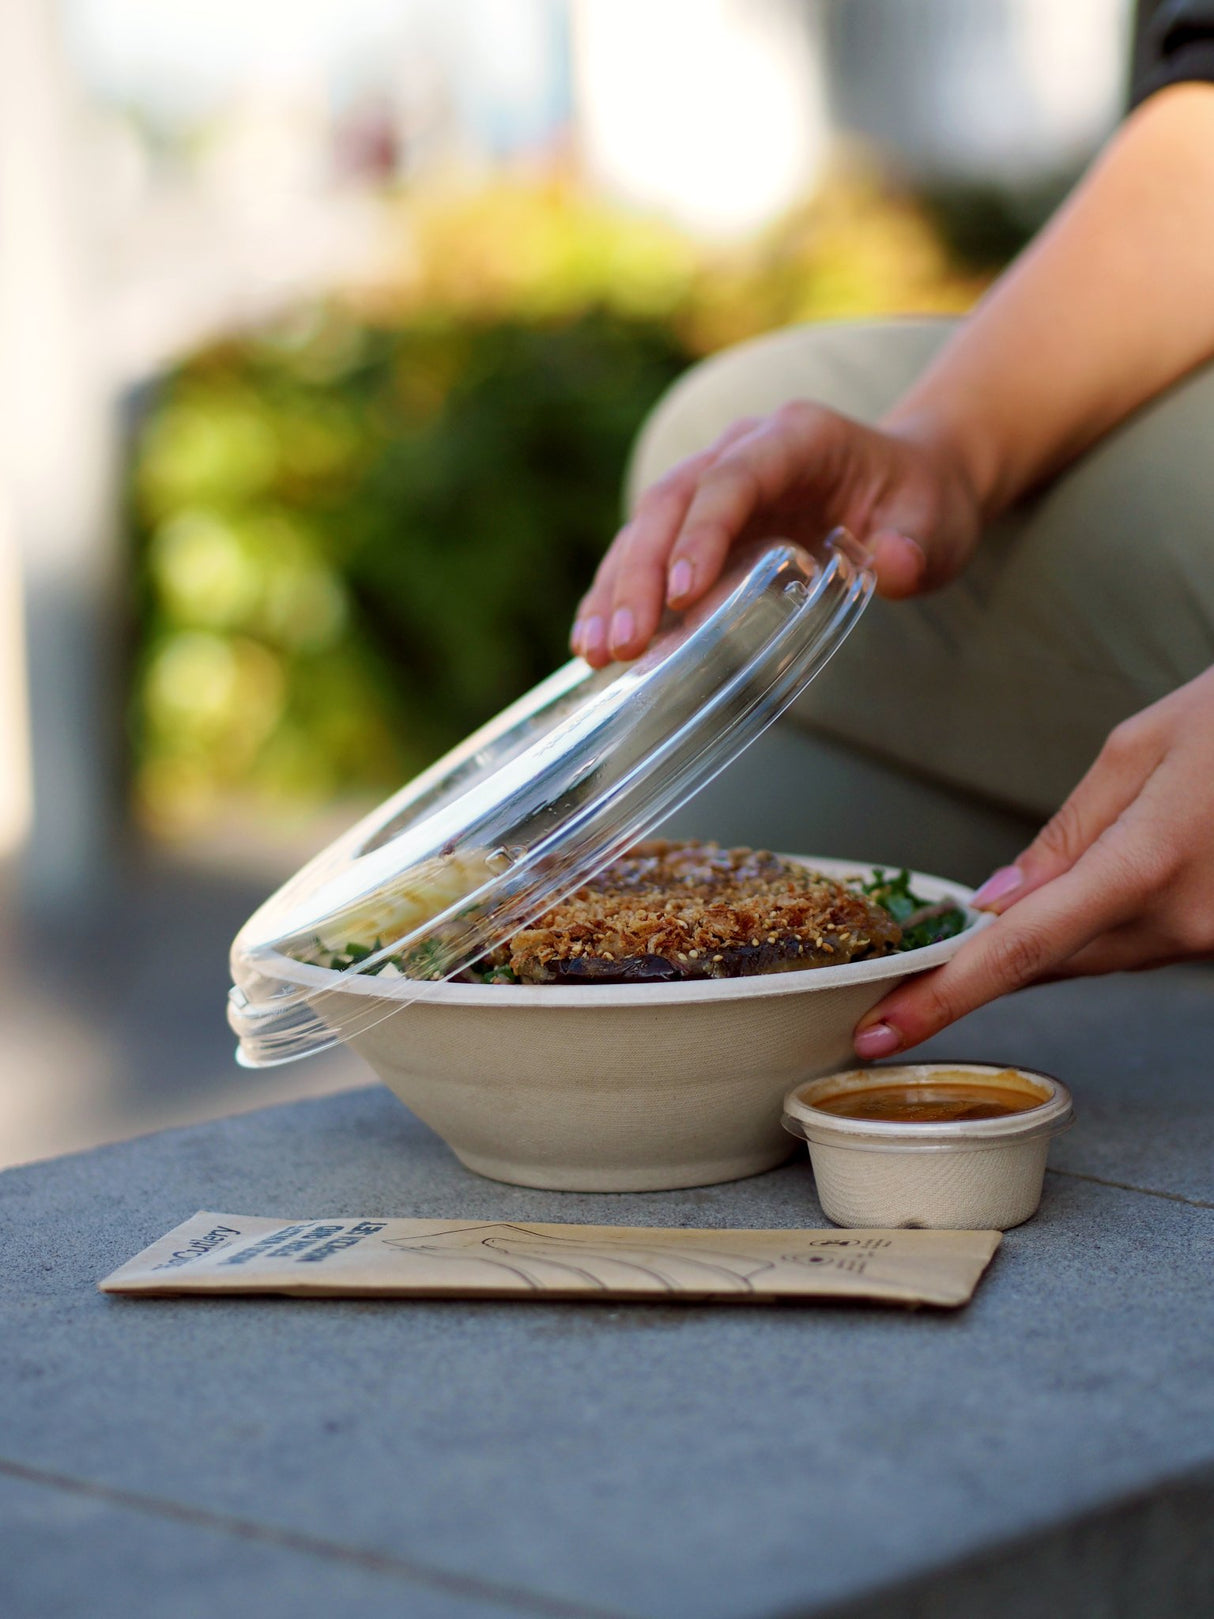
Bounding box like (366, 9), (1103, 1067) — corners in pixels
(256, 857), (990, 1010)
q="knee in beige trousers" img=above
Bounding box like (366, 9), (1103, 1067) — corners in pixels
(636, 319), (1214, 878)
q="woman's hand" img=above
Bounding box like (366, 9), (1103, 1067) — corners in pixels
(570, 403), (983, 667)
(854, 665), (1214, 1059)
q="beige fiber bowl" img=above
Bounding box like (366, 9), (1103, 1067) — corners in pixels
(783, 1062), (1074, 1230)
(263, 860), (986, 1192)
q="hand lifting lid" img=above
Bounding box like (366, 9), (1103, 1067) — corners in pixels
(228, 532), (874, 1065)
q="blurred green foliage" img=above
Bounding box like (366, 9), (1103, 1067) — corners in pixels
(130, 175), (989, 835)
(132, 307), (687, 829)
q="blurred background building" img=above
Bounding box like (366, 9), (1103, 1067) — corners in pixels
(0, 0), (1133, 1165)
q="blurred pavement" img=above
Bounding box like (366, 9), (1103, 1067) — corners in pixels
(0, 854), (367, 1169)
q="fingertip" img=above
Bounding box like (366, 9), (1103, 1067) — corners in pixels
(870, 529), (927, 600)
(970, 864), (1025, 912)
(608, 606), (636, 659)
(853, 1020), (901, 1059)
(854, 972), (949, 1056)
(666, 519), (733, 605)
(582, 614), (607, 666)
(667, 557), (694, 607)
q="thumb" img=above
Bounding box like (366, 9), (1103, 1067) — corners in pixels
(867, 528), (928, 599)
(971, 726), (1151, 915)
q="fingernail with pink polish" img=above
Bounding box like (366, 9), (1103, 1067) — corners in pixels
(971, 864), (1023, 909)
(854, 1021), (901, 1059)
(571, 619), (585, 654)
(893, 533), (927, 579)
(583, 615), (606, 660)
(668, 559), (693, 601)
(609, 607), (635, 654)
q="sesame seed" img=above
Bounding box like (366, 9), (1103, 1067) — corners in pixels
(495, 842), (894, 982)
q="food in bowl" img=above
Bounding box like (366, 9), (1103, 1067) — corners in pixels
(498, 841), (903, 985)
(294, 849), (498, 977)
(258, 857), (984, 1191)
(302, 841), (967, 987)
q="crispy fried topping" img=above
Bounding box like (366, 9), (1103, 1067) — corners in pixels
(501, 840), (901, 985)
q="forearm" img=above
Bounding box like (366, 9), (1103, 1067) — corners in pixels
(885, 82), (1214, 519)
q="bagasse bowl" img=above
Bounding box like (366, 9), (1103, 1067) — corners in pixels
(262, 859), (987, 1192)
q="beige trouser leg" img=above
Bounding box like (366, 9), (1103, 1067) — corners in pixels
(641, 318), (1214, 881)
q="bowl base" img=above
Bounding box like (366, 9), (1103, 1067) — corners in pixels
(451, 1139), (798, 1193)
(817, 1198), (1041, 1232)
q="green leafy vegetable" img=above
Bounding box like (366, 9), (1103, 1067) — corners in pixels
(404, 939), (447, 980)
(859, 868), (967, 951)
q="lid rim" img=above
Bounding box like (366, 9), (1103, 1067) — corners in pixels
(781, 1115), (1074, 1151)
(226, 868), (985, 1064)
(229, 538), (880, 1064)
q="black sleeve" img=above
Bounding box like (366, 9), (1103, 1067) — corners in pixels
(1131, 0), (1214, 106)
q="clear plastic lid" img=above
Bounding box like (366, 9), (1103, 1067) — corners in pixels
(228, 531), (874, 1066)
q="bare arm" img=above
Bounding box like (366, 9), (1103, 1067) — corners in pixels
(572, 81), (1214, 663)
(889, 81), (1214, 521)
(571, 82), (1214, 1055)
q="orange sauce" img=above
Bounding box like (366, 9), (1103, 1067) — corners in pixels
(814, 1070), (1046, 1124)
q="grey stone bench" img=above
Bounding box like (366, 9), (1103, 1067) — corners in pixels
(2, 967), (1212, 1618)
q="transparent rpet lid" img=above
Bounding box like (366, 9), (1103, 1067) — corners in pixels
(228, 531), (874, 1066)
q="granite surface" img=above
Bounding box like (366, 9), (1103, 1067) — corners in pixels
(2, 966), (1212, 1618)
